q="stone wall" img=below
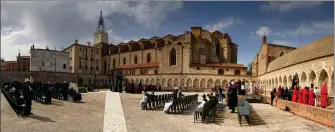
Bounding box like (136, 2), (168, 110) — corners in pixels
(264, 97), (334, 128)
(0, 71), (110, 87)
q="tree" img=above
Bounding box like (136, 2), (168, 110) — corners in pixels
(247, 62), (252, 76)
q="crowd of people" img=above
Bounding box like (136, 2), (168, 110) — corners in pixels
(2, 78), (83, 116)
(270, 81), (329, 108)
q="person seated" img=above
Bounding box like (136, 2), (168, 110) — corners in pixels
(69, 87), (82, 102)
(140, 91), (149, 109)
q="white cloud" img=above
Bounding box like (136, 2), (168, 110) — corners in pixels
(1, 1), (183, 60)
(259, 1), (323, 13)
(203, 17), (244, 32)
(283, 21), (334, 36)
(255, 27), (272, 37)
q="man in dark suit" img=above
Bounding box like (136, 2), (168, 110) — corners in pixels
(22, 78), (33, 115)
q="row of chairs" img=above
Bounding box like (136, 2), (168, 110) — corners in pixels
(32, 89), (51, 104)
(194, 97), (219, 123)
(144, 94), (173, 110)
(160, 87), (205, 92)
(1, 89), (26, 116)
(167, 94), (199, 114)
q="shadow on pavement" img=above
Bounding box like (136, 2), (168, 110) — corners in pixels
(249, 107), (267, 126)
(22, 114), (55, 122)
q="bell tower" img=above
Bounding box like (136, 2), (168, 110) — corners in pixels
(94, 9), (109, 45)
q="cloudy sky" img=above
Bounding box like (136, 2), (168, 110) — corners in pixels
(1, 1), (334, 66)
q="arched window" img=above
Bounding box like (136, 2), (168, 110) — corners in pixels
(147, 53), (151, 63)
(134, 55), (138, 64)
(123, 57), (126, 65)
(170, 48), (176, 66)
(280, 51), (285, 57)
(218, 69), (224, 75)
(113, 59), (116, 68)
(234, 69), (241, 75)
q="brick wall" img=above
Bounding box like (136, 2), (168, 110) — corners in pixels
(264, 97), (334, 128)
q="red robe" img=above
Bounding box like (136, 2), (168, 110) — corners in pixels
(308, 90), (316, 106)
(302, 89), (308, 104)
(277, 87), (281, 98)
(321, 81), (328, 107)
(297, 89), (303, 103)
(292, 88), (298, 102)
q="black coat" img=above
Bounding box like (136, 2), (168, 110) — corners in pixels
(22, 83), (33, 100)
(228, 87), (238, 107)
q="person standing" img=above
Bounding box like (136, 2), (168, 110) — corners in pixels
(22, 78), (33, 115)
(320, 81), (328, 108)
(313, 87), (319, 107)
(308, 88), (316, 106)
(291, 86), (298, 102)
(228, 84), (238, 113)
(270, 88), (276, 106)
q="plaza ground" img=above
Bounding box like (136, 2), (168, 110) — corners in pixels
(1, 91), (334, 132)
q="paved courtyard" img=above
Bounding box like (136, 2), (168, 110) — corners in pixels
(1, 91), (334, 132)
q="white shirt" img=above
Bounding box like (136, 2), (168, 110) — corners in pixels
(197, 101), (206, 109)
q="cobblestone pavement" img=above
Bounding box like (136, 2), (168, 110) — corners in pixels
(1, 92), (106, 132)
(120, 92), (334, 132)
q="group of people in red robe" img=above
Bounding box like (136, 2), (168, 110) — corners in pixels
(291, 81), (328, 108)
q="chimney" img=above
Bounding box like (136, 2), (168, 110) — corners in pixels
(87, 42), (91, 46)
(18, 53), (20, 57)
(262, 36), (267, 44)
(33, 45), (34, 49)
(75, 40), (78, 44)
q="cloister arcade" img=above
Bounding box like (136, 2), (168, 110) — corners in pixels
(258, 68), (334, 97)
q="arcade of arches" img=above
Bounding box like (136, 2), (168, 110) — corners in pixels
(121, 75), (255, 90)
(258, 56), (334, 97)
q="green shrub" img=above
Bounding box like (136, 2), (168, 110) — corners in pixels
(78, 87), (88, 93)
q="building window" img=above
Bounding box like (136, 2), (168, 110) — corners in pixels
(79, 61), (82, 69)
(123, 57), (126, 65)
(113, 59), (116, 68)
(80, 47), (82, 51)
(42, 61), (45, 67)
(154, 70), (158, 74)
(170, 48), (176, 66)
(96, 50), (99, 55)
(280, 51), (285, 57)
(226, 68), (229, 71)
(147, 53), (151, 63)
(63, 64), (66, 69)
(134, 55), (138, 64)
(218, 69), (224, 74)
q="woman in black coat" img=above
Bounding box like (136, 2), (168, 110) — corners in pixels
(228, 85), (238, 113)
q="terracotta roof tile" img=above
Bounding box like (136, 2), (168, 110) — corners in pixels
(118, 62), (159, 69)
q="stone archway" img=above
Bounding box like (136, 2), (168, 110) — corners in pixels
(173, 78), (179, 87)
(207, 79), (214, 88)
(186, 78), (192, 87)
(135, 79), (139, 84)
(283, 76), (287, 87)
(275, 78), (278, 88)
(309, 70), (316, 88)
(288, 75), (292, 88)
(300, 72), (307, 87)
(279, 76), (282, 87)
(180, 78), (185, 87)
(214, 79), (221, 87)
(318, 69), (328, 91)
(331, 72), (334, 96)
(193, 78), (199, 87)
(167, 78), (173, 87)
(145, 78), (149, 85)
(222, 80), (228, 89)
(162, 78), (166, 87)
(150, 78), (155, 85)
(156, 78), (161, 85)
(200, 78), (206, 88)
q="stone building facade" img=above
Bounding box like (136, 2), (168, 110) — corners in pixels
(252, 34), (334, 97)
(30, 46), (69, 73)
(17, 54), (30, 71)
(104, 26), (250, 89)
(4, 61), (17, 71)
